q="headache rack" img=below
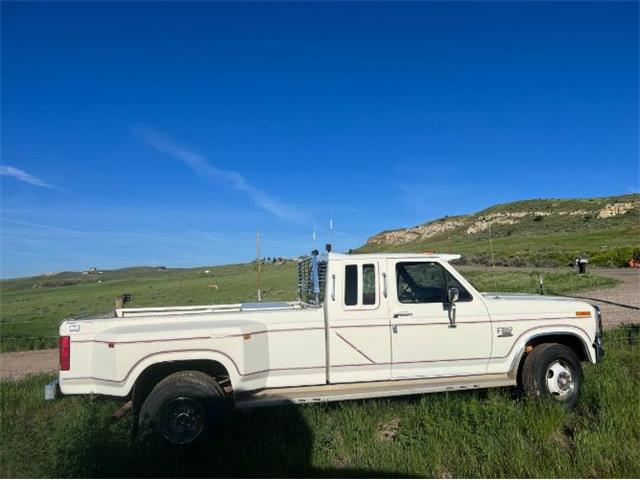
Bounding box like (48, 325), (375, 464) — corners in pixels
(297, 252), (327, 306)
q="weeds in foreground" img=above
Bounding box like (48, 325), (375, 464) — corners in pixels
(1, 327), (638, 478)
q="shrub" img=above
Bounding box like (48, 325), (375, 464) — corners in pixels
(590, 247), (640, 267)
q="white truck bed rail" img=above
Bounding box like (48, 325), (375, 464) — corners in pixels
(116, 301), (305, 318)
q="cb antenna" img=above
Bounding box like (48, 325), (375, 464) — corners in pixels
(312, 221), (317, 246)
(329, 206), (334, 246)
(256, 231), (261, 302)
(487, 219), (498, 297)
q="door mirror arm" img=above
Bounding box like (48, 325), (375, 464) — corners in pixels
(448, 303), (457, 328)
(447, 287), (459, 328)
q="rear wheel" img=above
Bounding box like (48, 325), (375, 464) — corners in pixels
(138, 370), (227, 445)
(521, 343), (583, 409)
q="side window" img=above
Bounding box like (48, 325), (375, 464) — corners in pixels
(396, 262), (472, 303)
(344, 265), (358, 306)
(396, 262), (447, 303)
(362, 264), (376, 305)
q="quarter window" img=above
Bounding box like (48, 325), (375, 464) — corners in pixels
(343, 263), (378, 307)
(344, 265), (358, 306)
(362, 264), (376, 305)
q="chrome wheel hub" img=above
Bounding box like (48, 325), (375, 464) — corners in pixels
(546, 360), (575, 399)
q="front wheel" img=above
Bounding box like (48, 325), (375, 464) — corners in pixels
(521, 343), (583, 409)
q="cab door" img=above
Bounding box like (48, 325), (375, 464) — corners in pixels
(326, 261), (392, 383)
(388, 260), (492, 379)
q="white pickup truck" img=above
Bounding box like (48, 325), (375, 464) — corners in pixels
(49, 252), (604, 445)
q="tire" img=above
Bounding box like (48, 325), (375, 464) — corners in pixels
(138, 370), (227, 445)
(521, 343), (583, 409)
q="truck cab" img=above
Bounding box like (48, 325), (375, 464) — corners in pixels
(51, 252), (603, 445)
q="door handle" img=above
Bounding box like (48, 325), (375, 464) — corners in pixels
(382, 272), (388, 298)
(331, 274), (336, 301)
(393, 311), (413, 318)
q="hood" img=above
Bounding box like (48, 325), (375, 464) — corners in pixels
(481, 293), (583, 302)
(480, 292), (595, 318)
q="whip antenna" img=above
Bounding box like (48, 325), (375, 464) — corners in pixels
(487, 220), (498, 297)
(312, 221), (317, 246)
(256, 231), (261, 302)
(329, 207), (334, 246)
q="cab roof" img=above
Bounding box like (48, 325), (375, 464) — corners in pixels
(327, 252), (462, 262)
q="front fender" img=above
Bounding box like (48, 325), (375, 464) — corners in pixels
(488, 324), (595, 377)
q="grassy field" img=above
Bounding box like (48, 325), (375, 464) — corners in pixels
(0, 262), (617, 352)
(1, 326), (638, 478)
(0, 262), (298, 352)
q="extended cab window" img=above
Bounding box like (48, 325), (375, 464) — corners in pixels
(362, 264), (376, 305)
(344, 263), (378, 307)
(396, 262), (472, 303)
(344, 265), (358, 306)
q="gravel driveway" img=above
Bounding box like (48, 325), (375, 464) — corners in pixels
(0, 349), (58, 380)
(1, 268), (638, 381)
(570, 268), (639, 327)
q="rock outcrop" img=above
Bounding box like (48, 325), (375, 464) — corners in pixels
(367, 217), (467, 245)
(597, 202), (637, 219)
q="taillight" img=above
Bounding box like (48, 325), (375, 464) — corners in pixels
(59, 336), (70, 371)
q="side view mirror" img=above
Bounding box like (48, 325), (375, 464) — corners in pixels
(447, 287), (459, 304)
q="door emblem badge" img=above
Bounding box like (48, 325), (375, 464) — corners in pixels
(497, 327), (513, 337)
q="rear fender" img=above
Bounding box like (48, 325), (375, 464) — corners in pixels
(123, 349), (242, 397)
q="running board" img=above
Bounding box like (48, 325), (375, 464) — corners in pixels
(235, 374), (515, 409)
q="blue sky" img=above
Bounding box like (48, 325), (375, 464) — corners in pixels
(1, 1), (638, 278)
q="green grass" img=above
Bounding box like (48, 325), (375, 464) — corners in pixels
(461, 269), (618, 295)
(0, 263), (617, 352)
(1, 327), (638, 478)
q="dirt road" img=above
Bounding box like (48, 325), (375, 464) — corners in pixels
(1, 268), (638, 381)
(1, 348), (57, 380)
(571, 268), (639, 326)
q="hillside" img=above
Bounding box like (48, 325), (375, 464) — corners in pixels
(356, 193), (640, 267)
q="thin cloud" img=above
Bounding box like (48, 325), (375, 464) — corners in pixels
(0, 165), (53, 188)
(133, 126), (306, 222)
(0, 218), (83, 234)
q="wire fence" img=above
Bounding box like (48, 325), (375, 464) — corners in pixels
(602, 323), (640, 350)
